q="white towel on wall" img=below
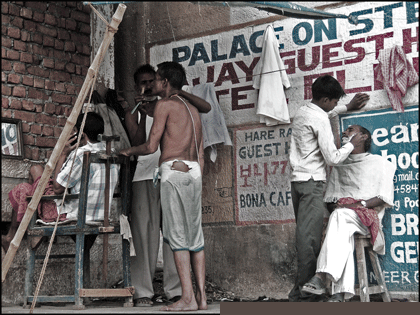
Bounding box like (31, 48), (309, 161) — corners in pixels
(253, 25), (291, 126)
(183, 84), (232, 162)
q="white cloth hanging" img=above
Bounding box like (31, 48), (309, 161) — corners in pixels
(183, 84), (232, 162)
(253, 25), (291, 126)
(120, 214), (136, 256)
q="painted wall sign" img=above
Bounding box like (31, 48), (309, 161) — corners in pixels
(150, 1), (418, 127)
(340, 105), (419, 293)
(234, 124), (293, 225)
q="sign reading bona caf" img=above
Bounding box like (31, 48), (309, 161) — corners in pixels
(150, 1), (418, 127)
(234, 124), (294, 225)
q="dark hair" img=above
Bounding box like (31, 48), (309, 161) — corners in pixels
(105, 88), (125, 121)
(76, 112), (104, 142)
(156, 61), (186, 90)
(133, 64), (156, 85)
(90, 90), (105, 105)
(357, 125), (372, 152)
(312, 75), (345, 101)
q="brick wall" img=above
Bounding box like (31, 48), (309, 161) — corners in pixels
(2, 1), (91, 161)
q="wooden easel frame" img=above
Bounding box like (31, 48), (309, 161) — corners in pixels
(2, 3), (127, 283)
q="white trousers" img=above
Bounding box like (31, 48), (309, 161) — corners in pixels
(316, 208), (369, 299)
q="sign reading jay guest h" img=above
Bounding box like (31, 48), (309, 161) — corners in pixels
(340, 106), (419, 293)
(234, 124), (294, 225)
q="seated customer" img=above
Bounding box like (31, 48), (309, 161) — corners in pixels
(2, 112), (119, 253)
(301, 125), (396, 302)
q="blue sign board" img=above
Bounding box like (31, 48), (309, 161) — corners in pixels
(339, 105), (419, 293)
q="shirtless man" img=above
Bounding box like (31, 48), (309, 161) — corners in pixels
(120, 61), (206, 312)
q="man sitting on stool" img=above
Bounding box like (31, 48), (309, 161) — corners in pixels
(301, 125), (396, 302)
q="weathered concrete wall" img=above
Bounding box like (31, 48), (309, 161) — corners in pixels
(136, 1), (419, 299)
(203, 224), (297, 299)
(2, 1), (418, 305)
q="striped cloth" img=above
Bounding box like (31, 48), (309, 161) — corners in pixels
(337, 197), (380, 246)
(55, 141), (120, 222)
(375, 45), (419, 112)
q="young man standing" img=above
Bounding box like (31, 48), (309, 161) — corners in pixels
(288, 75), (369, 302)
(121, 62), (207, 311)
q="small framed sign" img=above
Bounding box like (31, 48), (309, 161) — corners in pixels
(1, 118), (24, 159)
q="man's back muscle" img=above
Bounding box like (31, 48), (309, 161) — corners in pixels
(155, 96), (202, 165)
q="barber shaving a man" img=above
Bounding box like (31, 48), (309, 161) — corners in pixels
(301, 124), (396, 302)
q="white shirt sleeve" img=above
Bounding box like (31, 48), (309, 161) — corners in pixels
(315, 115), (354, 166)
(328, 104), (347, 119)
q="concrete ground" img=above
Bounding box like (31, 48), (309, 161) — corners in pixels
(2, 294), (418, 314)
(1, 300), (221, 314)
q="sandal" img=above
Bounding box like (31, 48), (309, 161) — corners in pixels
(326, 293), (344, 302)
(301, 276), (326, 295)
(134, 297), (153, 307)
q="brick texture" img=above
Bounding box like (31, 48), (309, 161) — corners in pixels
(2, 1), (91, 161)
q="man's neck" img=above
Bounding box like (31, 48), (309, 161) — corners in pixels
(311, 99), (329, 112)
(351, 148), (366, 154)
(161, 87), (179, 99)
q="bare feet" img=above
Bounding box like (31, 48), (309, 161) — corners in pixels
(160, 297), (198, 312)
(196, 292), (208, 310)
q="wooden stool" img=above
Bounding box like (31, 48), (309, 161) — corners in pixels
(24, 151), (134, 309)
(354, 234), (391, 302)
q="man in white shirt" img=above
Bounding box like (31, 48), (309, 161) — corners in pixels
(288, 75), (369, 302)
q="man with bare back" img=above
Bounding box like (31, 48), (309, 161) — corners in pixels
(120, 61), (207, 312)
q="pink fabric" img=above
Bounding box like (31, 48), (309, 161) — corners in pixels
(338, 197), (380, 246)
(374, 45), (419, 112)
(8, 176), (66, 223)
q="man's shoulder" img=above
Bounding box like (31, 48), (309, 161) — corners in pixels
(296, 103), (326, 118)
(367, 153), (396, 167)
(155, 98), (177, 112)
(73, 142), (105, 156)
(293, 104), (327, 127)
(355, 153), (396, 173)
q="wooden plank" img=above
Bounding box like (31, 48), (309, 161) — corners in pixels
(26, 295), (75, 303)
(355, 238), (370, 302)
(79, 287), (135, 297)
(26, 225), (121, 236)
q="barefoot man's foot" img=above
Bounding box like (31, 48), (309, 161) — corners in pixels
(196, 292), (208, 310)
(160, 297), (198, 312)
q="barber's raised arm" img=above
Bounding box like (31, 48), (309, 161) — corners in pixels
(178, 89), (211, 113)
(317, 117), (354, 166)
(120, 101), (167, 157)
(124, 109), (147, 146)
(328, 93), (369, 119)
